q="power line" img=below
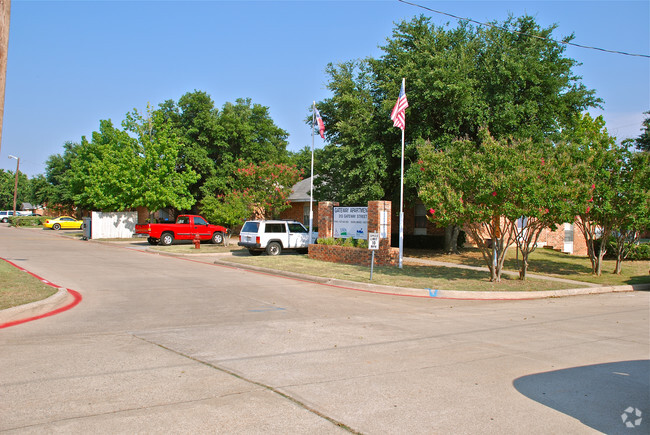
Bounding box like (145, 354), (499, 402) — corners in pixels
(397, 0), (650, 59)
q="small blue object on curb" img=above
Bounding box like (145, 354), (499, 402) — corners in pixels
(426, 288), (438, 298)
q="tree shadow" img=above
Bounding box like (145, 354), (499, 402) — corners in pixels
(375, 264), (496, 282)
(513, 360), (649, 433)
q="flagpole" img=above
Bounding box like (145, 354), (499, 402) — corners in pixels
(398, 78), (405, 269)
(309, 102), (315, 246)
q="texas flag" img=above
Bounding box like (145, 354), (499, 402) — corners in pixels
(314, 105), (325, 139)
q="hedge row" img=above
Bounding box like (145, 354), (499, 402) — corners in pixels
(594, 239), (650, 261)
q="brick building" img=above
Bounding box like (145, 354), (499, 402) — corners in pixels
(280, 177), (589, 255)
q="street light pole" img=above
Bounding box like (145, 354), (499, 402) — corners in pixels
(8, 154), (18, 218)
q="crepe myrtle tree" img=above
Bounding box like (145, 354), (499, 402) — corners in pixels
(559, 113), (635, 276)
(201, 159), (303, 227)
(414, 130), (570, 281)
(609, 150), (650, 274)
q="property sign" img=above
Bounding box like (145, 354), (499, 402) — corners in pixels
(368, 232), (380, 250)
(333, 206), (368, 239)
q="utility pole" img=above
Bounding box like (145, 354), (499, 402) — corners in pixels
(8, 154), (18, 217)
(0, 0), (9, 155)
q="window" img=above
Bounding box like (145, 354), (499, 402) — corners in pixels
(241, 222), (259, 233)
(414, 204), (427, 235)
(288, 223), (307, 233)
(177, 216), (189, 224)
(194, 216), (207, 225)
(265, 223), (286, 233)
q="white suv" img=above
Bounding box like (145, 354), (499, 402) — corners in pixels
(0, 210), (15, 223)
(238, 220), (311, 256)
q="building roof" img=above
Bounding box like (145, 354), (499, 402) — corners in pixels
(288, 177), (314, 202)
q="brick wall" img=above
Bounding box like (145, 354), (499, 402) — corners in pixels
(309, 244), (399, 266)
(317, 201), (338, 238)
(310, 200), (399, 266)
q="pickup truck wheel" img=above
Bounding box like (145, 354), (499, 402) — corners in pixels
(211, 232), (224, 245)
(147, 237), (158, 245)
(248, 249), (263, 256)
(159, 232), (174, 246)
(266, 241), (282, 256)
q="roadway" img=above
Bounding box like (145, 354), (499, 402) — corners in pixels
(1, 225), (648, 434)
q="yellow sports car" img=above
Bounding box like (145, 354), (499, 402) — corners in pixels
(43, 216), (83, 230)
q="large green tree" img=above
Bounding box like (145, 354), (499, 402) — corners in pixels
(314, 14), (601, 210)
(64, 106), (199, 212)
(123, 106), (200, 212)
(43, 142), (80, 212)
(633, 111), (650, 152)
(157, 91), (220, 201)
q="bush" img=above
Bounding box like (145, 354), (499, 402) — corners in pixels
(356, 239), (369, 249)
(628, 243), (650, 261)
(10, 216), (48, 227)
(595, 238), (650, 261)
(316, 237), (369, 249)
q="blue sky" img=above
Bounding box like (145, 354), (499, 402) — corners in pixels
(1, 0), (648, 177)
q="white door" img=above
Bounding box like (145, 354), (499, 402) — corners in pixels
(564, 223), (574, 254)
(288, 222), (309, 248)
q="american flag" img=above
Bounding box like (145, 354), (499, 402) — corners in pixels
(314, 106), (325, 139)
(390, 80), (409, 130)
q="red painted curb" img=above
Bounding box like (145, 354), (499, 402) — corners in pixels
(0, 258), (83, 329)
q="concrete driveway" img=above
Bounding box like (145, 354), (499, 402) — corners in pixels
(1, 226), (648, 434)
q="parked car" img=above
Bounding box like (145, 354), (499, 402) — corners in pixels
(238, 220), (311, 256)
(43, 216), (83, 230)
(0, 210), (32, 222)
(135, 214), (228, 246)
(0, 210), (14, 223)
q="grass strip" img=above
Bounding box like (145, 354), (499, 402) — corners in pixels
(0, 260), (58, 310)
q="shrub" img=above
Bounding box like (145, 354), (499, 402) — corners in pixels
(595, 238), (650, 261)
(317, 237), (336, 245)
(11, 216), (48, 227)
(628, 243), (650, 261)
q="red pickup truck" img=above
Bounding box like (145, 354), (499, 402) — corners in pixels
(135, 215), (228, 246)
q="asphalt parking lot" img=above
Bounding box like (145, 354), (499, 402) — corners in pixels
(1, 225), (648, 434)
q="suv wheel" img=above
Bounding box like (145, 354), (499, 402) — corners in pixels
(248, 249), (263, 256)
(266, 241), (282, 256)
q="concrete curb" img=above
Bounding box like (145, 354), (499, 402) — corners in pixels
(0, 287), (73, 324)
(212, 259), (650, 300)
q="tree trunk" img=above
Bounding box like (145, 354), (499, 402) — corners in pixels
(595, 250), (604, 276)
(614, 258), (623, 275)
(519, 251), (530, 280)
(444, 224), (460, 254)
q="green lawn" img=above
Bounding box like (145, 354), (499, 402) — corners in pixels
(0, 261), (58, 310)
(222, 253), (585, 291)
(218, 245), (649, 291)
(407, 247), (650, 286)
